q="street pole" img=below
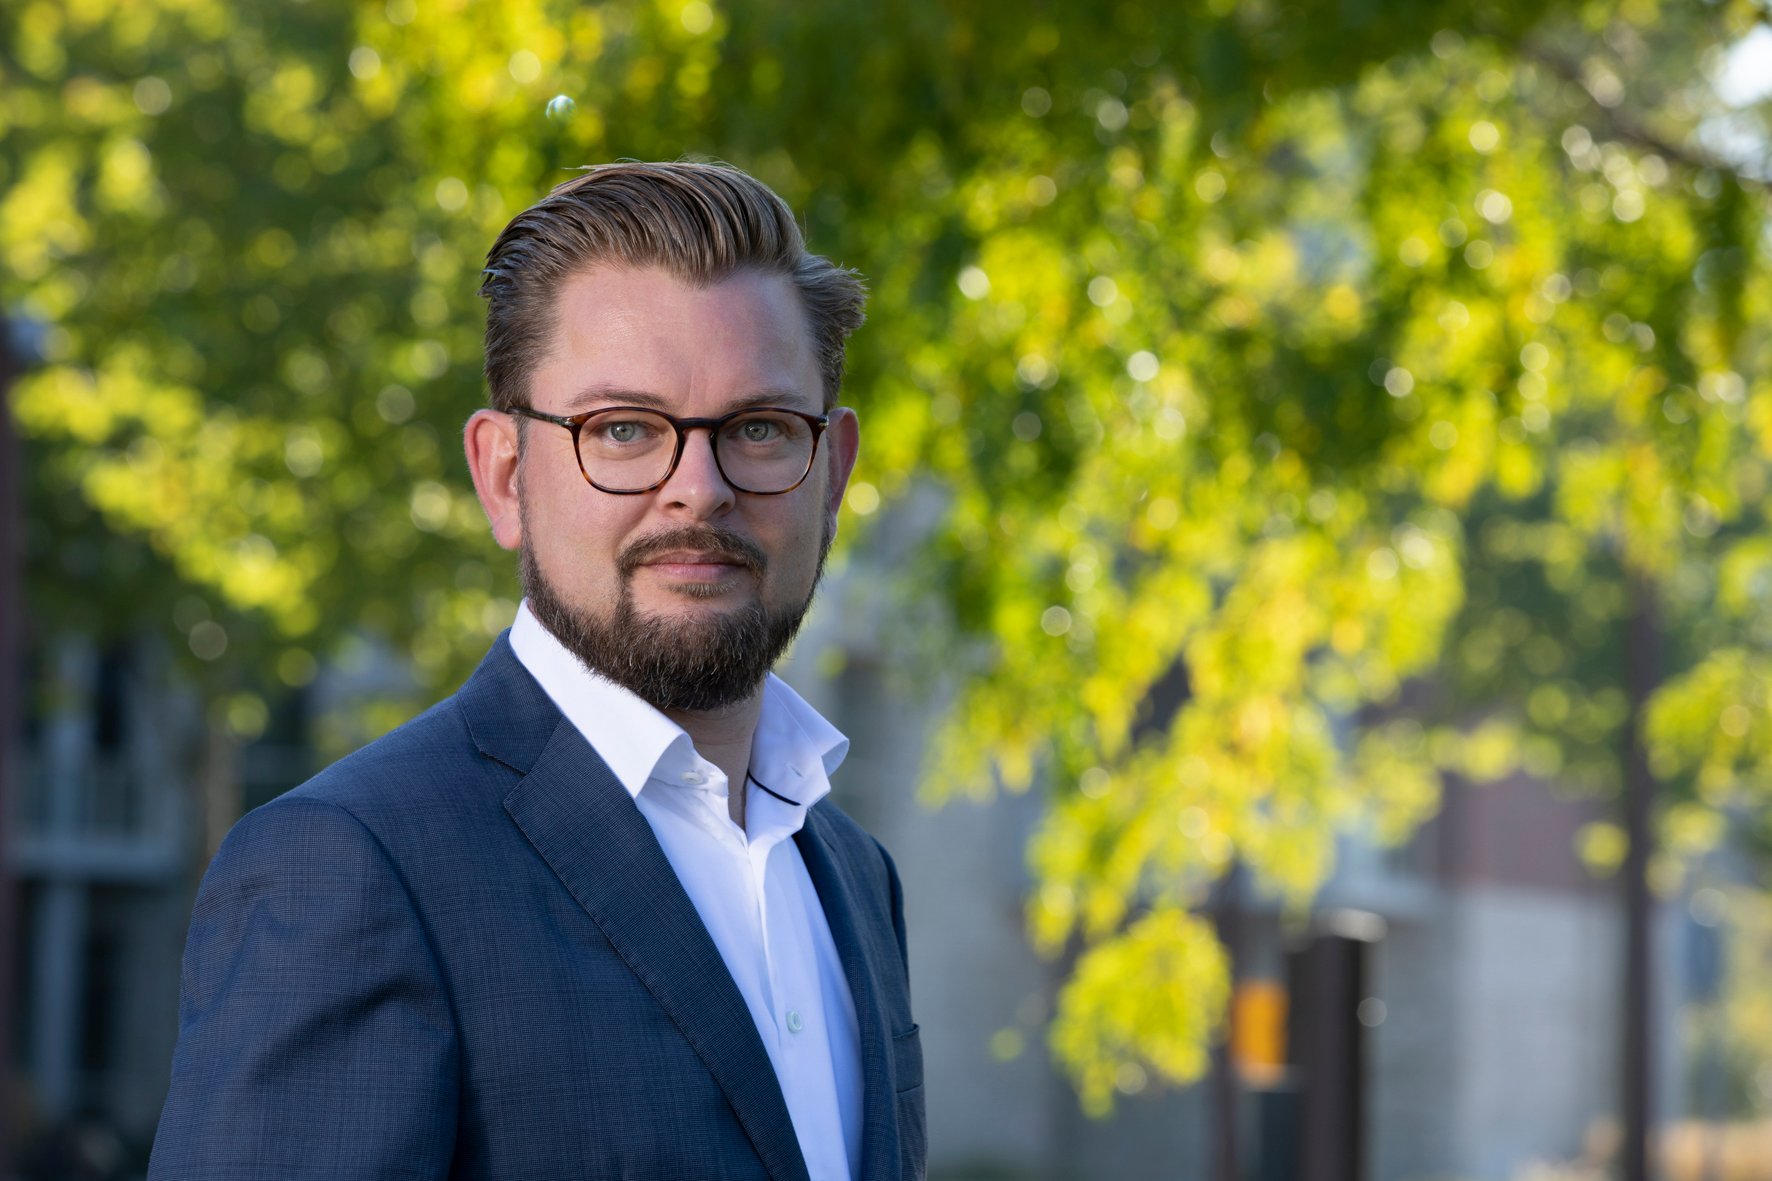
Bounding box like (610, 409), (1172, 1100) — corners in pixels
(1622, 569), (1660, 1181)
(0, 314), (23, 1179)
(1211, 861), (1244, 1181)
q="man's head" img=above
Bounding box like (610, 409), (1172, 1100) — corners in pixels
(463, 163), (866, 714)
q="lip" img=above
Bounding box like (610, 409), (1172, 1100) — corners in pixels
(636, 550), (750, 581)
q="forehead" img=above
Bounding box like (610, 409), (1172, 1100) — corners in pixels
(538, 265), (819, 412)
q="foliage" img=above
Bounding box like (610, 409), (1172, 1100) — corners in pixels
(1682, 887), (1772, 1119)
(4, 0), (1771, 1113)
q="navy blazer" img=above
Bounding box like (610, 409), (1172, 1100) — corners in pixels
(149, 635), (925, 1180)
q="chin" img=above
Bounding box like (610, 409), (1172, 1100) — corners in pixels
(519, 531), (823, 713)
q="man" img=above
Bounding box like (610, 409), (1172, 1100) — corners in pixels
(149, 162), (924, 1181)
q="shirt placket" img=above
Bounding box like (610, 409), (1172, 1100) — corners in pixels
(748, 827), (801, 1079)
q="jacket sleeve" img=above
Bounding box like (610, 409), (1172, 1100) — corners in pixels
(149, 796), (459, 1179)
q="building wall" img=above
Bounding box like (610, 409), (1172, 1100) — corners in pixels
(1445, 886), (1621, 1179)
(1368, 908), (1460, 1181)
(10, 636), (195, 1154)
(1352, 770), (1693, 1181)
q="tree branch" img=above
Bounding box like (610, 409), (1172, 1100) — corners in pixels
(1521, 41), (1772, 189)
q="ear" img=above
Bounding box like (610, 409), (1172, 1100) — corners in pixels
(822, 406), (860, 535)
(464, 409), (524, 552)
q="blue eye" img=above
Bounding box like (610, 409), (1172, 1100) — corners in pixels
(590, 416), (662, 446)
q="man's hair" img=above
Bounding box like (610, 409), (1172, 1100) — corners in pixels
(479, 161), (867, 412)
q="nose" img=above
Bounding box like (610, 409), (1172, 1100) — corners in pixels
(657, 426), (736, 519)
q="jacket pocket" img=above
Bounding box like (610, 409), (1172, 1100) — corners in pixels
(891, 1024), (923, 1094)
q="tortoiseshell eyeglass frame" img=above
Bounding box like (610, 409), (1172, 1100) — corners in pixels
(508, 404), (829, 496)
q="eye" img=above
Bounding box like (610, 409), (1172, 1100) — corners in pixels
(589, 415), (662, 446)
(725, 412), (810, 448)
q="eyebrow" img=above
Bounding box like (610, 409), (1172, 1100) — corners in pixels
(562, 384), (818, 414)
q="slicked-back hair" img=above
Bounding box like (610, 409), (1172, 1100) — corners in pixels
(479, 161), (867, 413)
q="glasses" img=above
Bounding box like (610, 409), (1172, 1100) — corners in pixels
(510, 404), (829, 495)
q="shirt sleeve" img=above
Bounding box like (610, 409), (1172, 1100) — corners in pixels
(148, 796), (459, 1179)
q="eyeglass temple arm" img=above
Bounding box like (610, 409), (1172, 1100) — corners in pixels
(509, 407), (578, 429)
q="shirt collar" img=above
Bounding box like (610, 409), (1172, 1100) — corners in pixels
(750, 672), (849, 807)
(508, 601), (848, 807)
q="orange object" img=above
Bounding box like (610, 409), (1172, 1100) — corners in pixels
(1231, 979), (1288, 1086)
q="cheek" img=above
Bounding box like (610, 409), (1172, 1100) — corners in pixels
(762, 503), (829, 585)
(525, 499), (629, 592)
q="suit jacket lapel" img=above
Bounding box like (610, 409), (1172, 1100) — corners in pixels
(796, 809), (901, 1181)
(460, 637), (811, 1181)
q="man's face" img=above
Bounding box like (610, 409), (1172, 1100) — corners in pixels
(474, 265), (858, 711)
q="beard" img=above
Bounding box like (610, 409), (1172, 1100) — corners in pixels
(521, 518), (832, 713)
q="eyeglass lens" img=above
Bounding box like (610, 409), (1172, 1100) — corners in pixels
(578, 408), (817, 493)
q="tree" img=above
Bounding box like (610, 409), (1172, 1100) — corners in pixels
(3, 0), (1769, 1122)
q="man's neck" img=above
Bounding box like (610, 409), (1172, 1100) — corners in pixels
(662, 691), (763, 830)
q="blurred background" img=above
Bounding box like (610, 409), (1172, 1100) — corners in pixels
(4, 0), (1772, 1177)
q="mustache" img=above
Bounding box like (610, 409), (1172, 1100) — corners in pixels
(617, 524), (767, 576)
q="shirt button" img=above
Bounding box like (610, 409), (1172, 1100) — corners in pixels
(786, 1009), (804, 1034)
(681, 769), (706, 785)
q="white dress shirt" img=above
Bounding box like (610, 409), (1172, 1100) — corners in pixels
(509, 602), (864, 1181)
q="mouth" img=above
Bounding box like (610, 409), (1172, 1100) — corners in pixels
(620, 528), (768, 594)
(637, 550), (752, 583)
